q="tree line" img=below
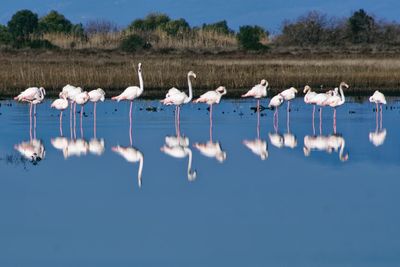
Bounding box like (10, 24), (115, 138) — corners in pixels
(0, 9), (399, 51)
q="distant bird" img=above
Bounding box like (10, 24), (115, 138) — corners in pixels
(369, 90), (386, 111)
(241, 79), (268, 113)
(161, 71), (196, 124)
(303, 85), (317, 105)
(112, 63), (144, 118)
(51, 93), (69, 136)
(268, 94), (284, 114)
(194, 86), (227, 125)
(324, 82), (348, 129)
(89, 88), (106, 119)
(75, 91), (90, 120)
(279, 87), (298, 111)
(112, 145), (144, 188)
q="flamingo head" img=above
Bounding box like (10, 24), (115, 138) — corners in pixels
(138, 62), (142, 72)
(40, 87), (46, 96)
(260, 79), (268, 87)
(340, 82), (349, 89)
(290, 87), (298, 93)
(188, 71), (196, 79)
(216, 86), (227, 95)
(303, 85), (311, 94)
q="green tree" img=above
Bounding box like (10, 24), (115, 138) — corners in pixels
(202, 20), (233, 35)
(0, 24), (12, 45)
(7, 9), (39, 42)
(129, 13), (171, 32)
(38, 10), (73, 33)
(237, 25), (268, 50)
(162, 18), (190, 36)
(347, 9), (376, 43)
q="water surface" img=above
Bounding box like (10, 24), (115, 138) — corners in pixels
(0, 98), (399, 266)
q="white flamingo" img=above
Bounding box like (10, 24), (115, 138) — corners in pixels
(194, 86), (227, 127)
(112, 145), (144, 188)
(369, 90), (386, 112)
(112, 63), (144, 119)
(241, 79), (268, 113)
(89, 88), (105, 117)
(279, 87), (298, 111)
(161, 71), (196, 125)
(51, 93), (69, 136)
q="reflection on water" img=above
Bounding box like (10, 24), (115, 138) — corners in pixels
(2, 98), (400, 266)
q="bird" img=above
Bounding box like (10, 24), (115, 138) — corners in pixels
(194, 86), (227, 127)
(161, 71), (196, 124)
(111, 63), (144, 119)
(88, 88), (106, 121)
(51, 93), (69, 136)
(112, 145), (144, 188)
(279, 87), (298, 111)
(241, 79), (268, 113)
(324, 82), (348, 130)
(303, 85), (317, 105)
(369, 90), (386, 112)
(14, 86), (46, 117)
(74, 91), (90, 119)
(268, 94), (284, 117)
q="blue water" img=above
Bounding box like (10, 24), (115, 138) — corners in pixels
(0, 98), (400, 266)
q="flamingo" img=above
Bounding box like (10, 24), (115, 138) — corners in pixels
(241, 79), (268, 114)
(112, 63), (144, 120)
(161, 71), (196, 125)
(369, 98), (386, 147)
(279, 87), (298, 111)
(369, 90), (386, 113)
(194, 86), (227, 130)
(324, 82), (348, 120)
(51, 93), (69, 136)
(112, 146), (144, 188)
(74, 91), (90, 137)
(14, 86), (46, 139)
(89, 88), (106, 119)
(303, 85), (318, 125)
(268, 94), (284, 129)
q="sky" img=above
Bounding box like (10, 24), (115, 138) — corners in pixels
(1, 0), (399, 33)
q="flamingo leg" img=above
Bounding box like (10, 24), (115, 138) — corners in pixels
(94, 102), (97, 139)
(257, 101), (260, 139)
(319, 107), (322, 135)
(70, 102), (73, 139)
(80, 105), (84, 138)
(73, 102), (77, 139)
(380, 104), (383, 130)
(33, 105), (36, 140)
(29, 103), (33, 140)
(312, 105), (316, 135)
(209, 104), (213, 142)
(287, 100), (290, 113)
(333, 108), (337, 134)
(60, 111), (63, 137)
(287, 105), (290, 133)
(177, 106), (181, 138)
(129, 102), (133, 147)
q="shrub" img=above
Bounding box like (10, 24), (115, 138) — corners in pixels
(128, 13), (170, 32)
(202, 20), (233, 35)
(162, 18), (190, 36)
(39, 10), (73, 33)
(27, 39), (57, 49)
(120, 34), (150, 52)
(0, 25), (12, 45)
(237, 25), (268, 50)
(347, 9), (377, 44)
(8, 9), (39, 42)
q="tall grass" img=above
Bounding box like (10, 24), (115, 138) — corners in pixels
(0, 51), (399, 98)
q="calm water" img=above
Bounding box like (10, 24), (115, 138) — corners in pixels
(0, 98), (400, 266)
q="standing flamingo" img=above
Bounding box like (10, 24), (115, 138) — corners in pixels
(279, 87), (298, 112)
(112, 63), (144, 121)
(241, 79), (268, 114)
(89, 88), (106, 137)
(369, 90), (386, 112)
(194, 86), (227, 136)
(74, 91), (90, 138)
(268, 94), (284, 130)
(161, 71), (196, 126)
(51, 93), (69, 136)
(324, 82), (348, 132)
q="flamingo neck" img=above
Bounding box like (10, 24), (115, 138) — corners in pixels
(185, 75), (193, 103)
(138, 69), (144, 94)
(339, 86), (345, 104)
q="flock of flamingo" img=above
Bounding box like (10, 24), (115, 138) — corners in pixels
(10, 62), (388, 185)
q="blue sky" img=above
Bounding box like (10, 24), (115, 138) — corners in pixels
(1, 0), (399, 33)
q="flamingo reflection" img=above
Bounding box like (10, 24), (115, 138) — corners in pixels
(369, 99), (386, 147)
(160, 116), (197, 181)
(243, 108), (268, 160)
(14, 139), (45, 165)
(112, 111), (144, 188)
(303, 134), (349, 162)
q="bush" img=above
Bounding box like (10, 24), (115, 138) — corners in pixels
(237, 25), (268, 50)
(8, 9), (39, 42)
(202, 20), (233, 35)
(129, 13), (171, 32)
(162, 18), (190, 36)
(0, 25), (12, 45)
(85, 19), (118, 35)
(347, 9), (376, 44)
(27, 39), (57, 49)
(38, 10), (73, 33)
(120, 34), (150, 52)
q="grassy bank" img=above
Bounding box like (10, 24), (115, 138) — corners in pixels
(0, 50), (400, 98)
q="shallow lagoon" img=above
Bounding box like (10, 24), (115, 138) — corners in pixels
(1, 98), (400, 266)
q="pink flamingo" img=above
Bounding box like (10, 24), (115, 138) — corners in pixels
(51, 93), (69, 136)
(74, 91), (90, 138)
(241, 79), (268, 115)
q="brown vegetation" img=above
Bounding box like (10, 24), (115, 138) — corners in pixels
(0, 50), (399, 98)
